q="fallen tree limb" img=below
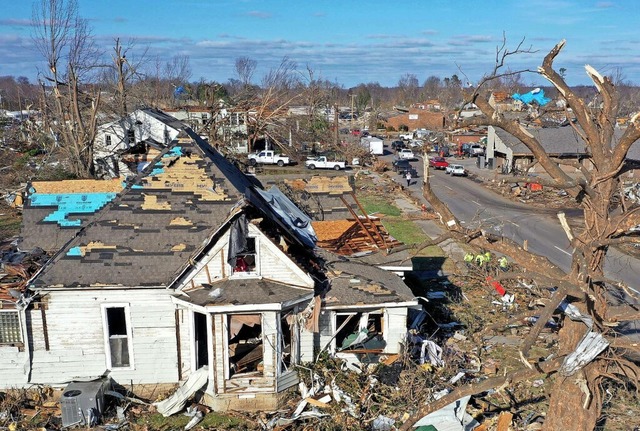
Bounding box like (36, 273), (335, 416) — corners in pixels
(520, 287), (568, 361)
(387, 231), (454, 255)
(398, 356), (567, 431)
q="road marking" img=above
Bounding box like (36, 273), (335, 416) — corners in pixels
(472, 200), (481, 206)
(554, 246), (572, 256)
(508, 220), (519, 227)
(443, 185), (453, 191)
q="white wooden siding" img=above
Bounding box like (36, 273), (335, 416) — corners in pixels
(317, 311), (334, 354)
(384, 307), (408, 354)
(0, 346), (29, 387)
(177, 307), (192, 380)
(212, 314), (226, 393)
(261, 312), (277, 378)
(29, 289), (179, 386)
(298, 327), (315, 362)
(186, 227), (313, 289)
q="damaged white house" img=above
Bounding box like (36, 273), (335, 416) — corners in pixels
(1, 121), (418, 411)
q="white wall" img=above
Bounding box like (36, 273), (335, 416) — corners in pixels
(28, 288), (179, 386)
(187, 226), (314, 289)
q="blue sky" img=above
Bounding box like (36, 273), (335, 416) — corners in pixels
(1, 0), (639, 88)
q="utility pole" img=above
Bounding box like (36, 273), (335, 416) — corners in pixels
(334, 103), (339, 147)
(350, 94), (356, 134)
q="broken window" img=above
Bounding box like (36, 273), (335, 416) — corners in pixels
(102, 305), (132, 368)
(232, 237), (257, 274)
(335, 312), (385, 352)
(227, 314), (263, 378)
(279, 312), (297, 373)
(105, 134), (112, 146)
(0, 311), (22, 344)
(126, 129), (135, 145)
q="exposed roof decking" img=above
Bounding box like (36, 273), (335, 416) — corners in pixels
(30, 139), (246, 289)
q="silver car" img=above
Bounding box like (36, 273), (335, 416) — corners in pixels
(446, 164), (467, 176)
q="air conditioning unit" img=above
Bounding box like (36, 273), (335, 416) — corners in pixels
(60, 378), (111, 428)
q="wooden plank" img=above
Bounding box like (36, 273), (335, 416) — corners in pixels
(305, 395), (331, 408)
(496, 411), (513, 431)
(382, 354), (399, 365)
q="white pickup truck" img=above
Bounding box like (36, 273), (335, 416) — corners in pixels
(248, 150), (290, 166)
(305, 156), (346, 170)
(399, 132), (414, 141)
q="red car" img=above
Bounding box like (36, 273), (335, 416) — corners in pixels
(429, 156), (449, 170)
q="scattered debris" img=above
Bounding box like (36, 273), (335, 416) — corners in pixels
(154, 366), (209, 417)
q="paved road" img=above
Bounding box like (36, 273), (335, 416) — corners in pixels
(382, 149), (640, 292)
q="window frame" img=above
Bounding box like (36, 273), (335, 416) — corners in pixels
(229, 235), (260, 278)
(224, 313), (264, 380)
(101, 303), (135, 370)
(0, 310), (23, 346)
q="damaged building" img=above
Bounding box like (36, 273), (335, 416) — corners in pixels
(1, 117), (418, 411)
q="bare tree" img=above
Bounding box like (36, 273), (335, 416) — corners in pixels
(234, 57), (300, 153)
(32, 0), (102, 177)
(422, 75), (442, 101)
(402, 39), (640, 431)
(105, 38), (149, 117)
(397, 73), (419, 106)
(235, 56), (257, 87)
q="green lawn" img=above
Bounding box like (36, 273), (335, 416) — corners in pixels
(380, 218), (427, 245)
(359, 195), (402, 217)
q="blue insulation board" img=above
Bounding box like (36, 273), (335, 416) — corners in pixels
(30, 192), (118, 227)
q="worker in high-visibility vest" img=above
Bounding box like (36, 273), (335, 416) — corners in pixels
(464, 253), (474, 264)
(498, 256), (509, 270)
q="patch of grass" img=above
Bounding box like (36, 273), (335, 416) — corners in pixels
(359, 195), (402, 217)
(381, 218), (427, 244)
(134, 411), (252, 430)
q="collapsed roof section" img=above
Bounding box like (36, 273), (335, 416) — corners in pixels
(317, 249), (416, 307)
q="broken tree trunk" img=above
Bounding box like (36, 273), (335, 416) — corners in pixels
(544, 318), (602, 430)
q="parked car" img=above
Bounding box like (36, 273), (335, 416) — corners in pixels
(390, 140), (406, 150)
(248, 150), (290, 167)
(446, 164), (467, 176)
(305, 156), (346, 170)
(397, 148), (415, 160)
(467, 144), (485, 157)
(429, 156), (449, 170)
(399, 132), (414, 141)
(392, 158), (417, 177)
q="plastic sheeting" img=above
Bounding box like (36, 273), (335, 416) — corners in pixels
(413, 395), (479, 431)
(30, 192), (119, 227)
(511, 88), (550, 106)
(227, 214), (249, 266)
(252, 186), (317, 248)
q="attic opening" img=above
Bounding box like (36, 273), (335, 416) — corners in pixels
(335, 312), (385, 352)
(227, 314), (263, 378)
(232, 237), (256, 274)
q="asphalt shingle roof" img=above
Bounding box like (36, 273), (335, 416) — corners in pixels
(30, 136), (247, 289)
